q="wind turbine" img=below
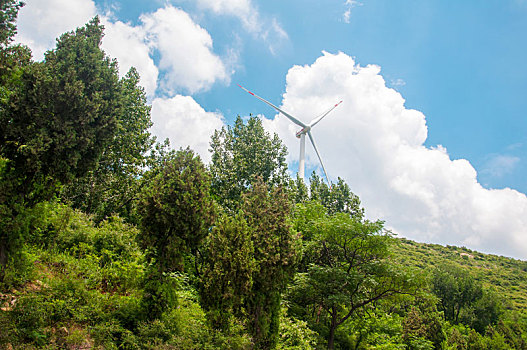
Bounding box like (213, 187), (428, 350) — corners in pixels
(238, 84), (342, 184)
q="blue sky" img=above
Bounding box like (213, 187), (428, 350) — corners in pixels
(14, 0), (527, 259)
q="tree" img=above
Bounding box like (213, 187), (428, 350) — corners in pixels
(308, 172), (363, 219)
(0, 0), (23, 47)
(468, 290), (503, 334)
(1, 17), (121, 193)
(402, 293), (446, 349)
(137, 148), (215, 318)
(200, 213), (256, 329)
(209, 116), (289, 211)
(0, 0), (30, 100)
(242, 179), (301, 349)
(138, 148), (215, 274)
(288, 174), (309, 204)
(0, 17), (122, 271)
(200, 179), (300, 347)
(288, 212), (417, 350)
(432, 264), (483, 324)
(61, 67), (155, 222)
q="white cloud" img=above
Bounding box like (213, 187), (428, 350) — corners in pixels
(262, 51), (527, 259)
(196, 0), (288, 54)
(141, 6), (229, 94)
(481, 154), (520, 178)
(15, 0), (97, 60)
(196, 0), (258, 32)
(343, 9), (351, 24)
(100, 18), (158, 98)
(391, 78), (406, 87)
(150, 96), (225, 163)
(15, 2), (231, 96)
(342, 0), (361, 23)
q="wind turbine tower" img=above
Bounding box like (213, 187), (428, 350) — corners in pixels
(238, 85), (342, 184)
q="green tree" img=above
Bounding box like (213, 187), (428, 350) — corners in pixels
(62, 67), (155, 222)
(0, 0), (30, 102)
(308, 172), (363, 219)
(138, 148), (215, 274)
(432, 264), (483, 324)
(0, 0), (23, 47)
(242, 179), (301, 349)
(209, 116), (289, 211)
(461, 289), (503, 334)
(1, 17), (121, 193)
(0, 17), (121, 271)
(288, 174), (309, 204)
(137, 148), (214, 318)
(200, 213), (256, 329)
(288, 212), (417, 350)
(402, 293), (445, 349)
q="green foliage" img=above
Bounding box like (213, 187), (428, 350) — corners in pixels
(288, 210), (418, 349)
(62, 67), (155, 222)
(210, 115), (289, 211)
(1, 17), (121, 193)
(343, 311), (407, 350)
(0, 0), (23, 47)
(308, 172), (364, 219)
(1, 11), (527, 349)
(431, 263), (505, 334)
(276, 307), (318, 350)
(138, 148), (215, 274)
(0, 17), (122, 272)
(0, 0), (31, 109)
(393, 238), (527, 312)
(201, 213), (256, 328)
(0, 172), (33, 286)
(401, 293), (445, 348)
(460, 289), (503, 334)
(242, 179), (302, 349)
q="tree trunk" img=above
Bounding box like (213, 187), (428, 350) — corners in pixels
(328, 309), (338, 350)
(0, 239), (7, 267)
(0, 238), (8, 281)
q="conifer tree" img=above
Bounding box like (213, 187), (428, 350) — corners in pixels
(0, 17), (121, 271)
(62, 67), (155, 222)
(242, 179), (301, 349)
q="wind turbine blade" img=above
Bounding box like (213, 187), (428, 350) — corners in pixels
(238, 84), (307, 128)
(307, 131), (330, 185)
(309, 101), (342, 128)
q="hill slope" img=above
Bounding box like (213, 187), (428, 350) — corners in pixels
(392, 237), (527, 311)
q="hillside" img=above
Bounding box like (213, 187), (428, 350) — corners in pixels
(392, 237), (527, 311)
(1, 203), (527, 349)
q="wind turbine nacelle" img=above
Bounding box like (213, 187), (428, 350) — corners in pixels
(296, 126), (310, 138)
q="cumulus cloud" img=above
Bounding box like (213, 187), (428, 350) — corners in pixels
(15, 0), (97, 60)
(196, 0), (288, 54)
(100, 18), (158, 98)
(151, 96), (225, 163)
(16, 2), (231, 96)
(141, 6), (229, 94)
(262, 51), (527, 259)
(14, 0), (157, 95)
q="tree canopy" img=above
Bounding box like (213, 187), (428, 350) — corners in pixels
(62, 66), (155, 222)
(1, 17), (121, 199)
(209, 115), (289, 210)
(288, 210), (418, 349)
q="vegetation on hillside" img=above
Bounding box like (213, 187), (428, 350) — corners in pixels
(1, 3), (526, 349)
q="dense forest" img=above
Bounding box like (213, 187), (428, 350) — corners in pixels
(1, 2), (526, 349)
